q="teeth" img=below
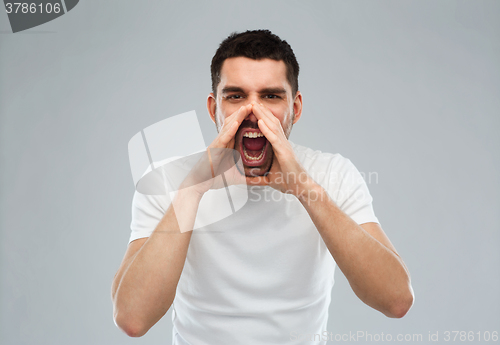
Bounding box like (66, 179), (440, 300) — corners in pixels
(243, 131), (264, 138)
(243, 146), (265, 161)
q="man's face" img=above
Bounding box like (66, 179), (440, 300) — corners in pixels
(208, 57), (302, 177)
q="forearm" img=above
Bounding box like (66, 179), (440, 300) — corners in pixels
(112, 190), (201, 335)
(299, 183), (413, 318)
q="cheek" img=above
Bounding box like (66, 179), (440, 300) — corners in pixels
(214, 106), (226, 130)
(215, 102), (228, 120)
(217, 102), (238, 120)
(269, 107), (291, 127)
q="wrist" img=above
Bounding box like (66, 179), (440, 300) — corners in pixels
(175, 186), (204, 204)
(296, 179), (327, 206)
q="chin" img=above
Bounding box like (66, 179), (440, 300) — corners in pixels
(243, 164), (271, 177)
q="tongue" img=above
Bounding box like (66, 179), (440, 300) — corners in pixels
(243, 137), (266, 151)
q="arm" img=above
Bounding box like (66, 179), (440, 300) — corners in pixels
(298, 183), (414, 318)
(111, 190), (200, 337)
(249, 101), (414, 318)
(111, 104), (252, 337)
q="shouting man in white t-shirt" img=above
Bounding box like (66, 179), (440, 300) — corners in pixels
(111, 30), (414, 344)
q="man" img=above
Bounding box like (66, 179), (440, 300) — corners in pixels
(111, 30), (414, 344)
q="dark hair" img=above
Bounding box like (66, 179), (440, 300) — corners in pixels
(211, 30), (299, 97)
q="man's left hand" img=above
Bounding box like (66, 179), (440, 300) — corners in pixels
(246, 101), (318, 199)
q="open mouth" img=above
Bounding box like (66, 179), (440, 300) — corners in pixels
(237, 128), (269, 168)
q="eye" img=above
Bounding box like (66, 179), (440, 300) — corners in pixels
(264, 94), (281, 99)
(226, 94), (243, 100)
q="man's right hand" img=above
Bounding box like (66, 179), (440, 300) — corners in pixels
(209, 103), (253, 151)
(177, 104), (252, 196)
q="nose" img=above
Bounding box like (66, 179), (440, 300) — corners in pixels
(244, 98), (259, 123)
(245, 111), (258, 123)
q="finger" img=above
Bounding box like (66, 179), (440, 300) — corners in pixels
(257, 117), (295, 163)
(250, 102), (272, 125)
(216, 121), (239, 148)
(215, 104), (252, 147)
(257, 119), (279, 146)
(223, 103), (252, 131)
(255, 114), (289, 157)
(251, 103), (287, 146)
(251, 102), (281, 128)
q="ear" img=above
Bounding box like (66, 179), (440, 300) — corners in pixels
(292, 91), (303, 124)
(207, 93), (216, 124)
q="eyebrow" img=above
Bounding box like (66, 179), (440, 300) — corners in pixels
(221, 86), (245, 94)
(221, 86), (287, 95)
(260, 87), (287, 95)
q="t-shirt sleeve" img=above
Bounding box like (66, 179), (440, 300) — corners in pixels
(128, 190), (171, 245)
(330, 157), (380, 225)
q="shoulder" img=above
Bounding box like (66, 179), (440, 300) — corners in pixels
(290, 141), (365, 193)
(290, 141), (352, 174)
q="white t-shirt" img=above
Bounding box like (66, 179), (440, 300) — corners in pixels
(129, 142), (379, 345)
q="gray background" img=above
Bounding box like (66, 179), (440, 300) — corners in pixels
(1, 0), (498, 344)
